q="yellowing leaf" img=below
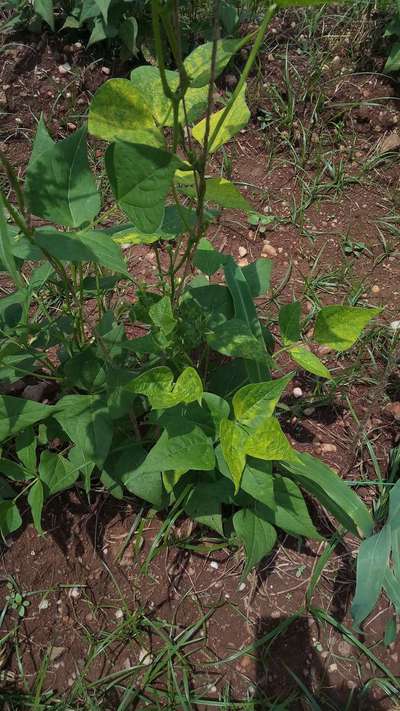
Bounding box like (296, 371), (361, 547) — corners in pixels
(315, 306), (381, 352)
(245, 417), (298, 462)
(181, 177), (252, 212)
(192, 85), (250, 153)
(219, 418), (248, 493)
(88, 79), (155, 143)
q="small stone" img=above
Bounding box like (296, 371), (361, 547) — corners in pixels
(238, 246), (248, 258)
(210, 561), (219, 570)
(225, 74), (237, 88)
(115, 608), (124, 619)
(67, 122), (77, 131)
(38, 599), (49, 611)
(391, 652), (398, 663)
(50, 646), (65, 662)
(328, 663), (338, 672)
(292, 387), (303, 399)
(332, 55), (341, 68)
(270, 610), (281, 619)
(77, 97), (86, 106)
(304, 407), (315, 416)
(318, 345), (332, 356)
(74, 42), (83, 49)
(101, 66), (111, 75)
(58, 63), (71, 75)
(138, 647), (153, 665)
(388, 402), (400, 421)
(320, 443), (337, 454)
(261, 243), (277, 258)
(238, 258), (249, 267)
(371, 285), (380, 294)
(15, 117), (22, 124)
(238, 582), (246, 592)
(337, 641), (352, 655)
(68, 587), (81, 599)
(390, 320), (400, 330)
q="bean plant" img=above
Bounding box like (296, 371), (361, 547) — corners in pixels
(0, 0), (380, 576)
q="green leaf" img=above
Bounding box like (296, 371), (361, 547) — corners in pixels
(35, 229), (128, 275)
(39, 451), (80, 496)
(25, 126), (100, 228)
(140, 420), (215, 474)
(0, 197), (23, 289)
(233, 505), (277, 578)
(281, 452), (374, 538)
(149, 296), (177, 336)
(0, 396), (53, 443)
(351, 526), (391, 627)
(314, 305), (381, 352)
(233, 373), (293, 428)
(193, 238), (229, 276)
(192, 85), (250, 153)
(109, 205), (197, 246)
(127, 366), (203, 410)
(279, 301), (301, 344)
(385, 42), (400, 73)
(103, 443), (166, 509)
(157, 393), (230, 442)
(219, 418), (248, 493)
(68, 445), (94, 495)
(106, 142), (181, 233)
(15, 427), (37, 474)
(94, 0), (110, 23)
(241, 259), (272, 297)
(245, 416), (297, 462)
(184, 480), (225, 535)
(207, 319), (268, 363)
(288, 346), (332, 380)
(88, 79), (156, 143)
(130, 66), (209, 127)
(54, 395), (112, 467)
(34, 0), (54, 29)
(27, 480), (44, 534)
(186, 281), (233, 329)
(181, 177), (252, 212)
(0, 458), (30, 481)
(275, 0), (331, 5)
(388, 479), (400, 531)
(0, 500), (22, 537)
(183, 36), (249, 88)
(119, 17), (139, 55)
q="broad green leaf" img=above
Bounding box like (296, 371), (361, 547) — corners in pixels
(314, 306), (381, 352)
(207, 319), (268, 363)
(94, 0), (110, 23)
(127, 366), (203, 410)
(0, 458), (30, 481)
(39, 451), (80, 495)
(233, 505), (277, 578)
(233, 373), (293, 427)
(0, 197), (23, 289)
(29, 115), (54, 160)
(88, 79), (156, 143)
(106, 142), (181, 233)
(100, 469), (124, 499)
(193, 238), (229, 276)
(242, 259), (272, 297)
(140, 420), (215, 474)
(103, 443), (166, 508)
(0, 479), (16, 499)
(192, 85), (250, 153)
(219, 418), (248, 493)
(157, 393), (230, 441)
(182, 177), (252, 212)
(352, 526), (391, 626)
(385, 42), (400, 73)
(119, 17), (139, 55)
(35, 229), (128, 275)
(130, 66), (208, 126)
(183, 36), (249, 88)
(109, 205), (196, 245)
(27, 480), (44, 534)
(186, 281), (233, 329)
(0, 501), (22, 537)
(281, 452), (374, 538)
(25, 126), (100, 228)
(0, 396), (53, 443)
(16, 427), (37, 474)
(34, 0), (54, 29)
(289, 346), (332, 380)
(279, 301), (301, 344)
(184, 480), (225, 535)
(54, 395), (112, 467)
(68, 445), (94, 495)
(149, 296), (177, 336)
(246, 416), (297, 462)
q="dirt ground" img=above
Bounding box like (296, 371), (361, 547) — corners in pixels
(1, 9), (400, 709)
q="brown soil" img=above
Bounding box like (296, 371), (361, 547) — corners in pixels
(1, 13), (400, 709)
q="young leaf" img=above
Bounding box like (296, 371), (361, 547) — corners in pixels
(54, 395), (112, 467)
(68, 445), (95, 495)
(119, 17), (139, 55)
(15, 427), (37, 474)
(219, 418), (248, 493)
(288, 346), (332, 380)
(94, 0), (111, 23)
(149, 295), (177, 336)
(279, 301), (301, 344)
(0, 396), (53, 443)
(39, 451), (80, 496)
(314, 306), (381, 352)
(35, 229), (128, 275)
(233, 505), (277, 578)
(140, 420), (215, 474)
(241, 259), (272, 297)
(184, 36), (250, 88)
(25, 126), (100, 228)
(34, 0), (54, 29)
(192, 85), (250, 153)
(385, 42), (400, 73)
(232, 373), (293, 427)
(103, 443), (166, 509)
(193, 238), (229, 276)
(130, 66), (208, 127)
(281, 452), (374, 538)
(0, 500), (22, 537)
(127, 366), (203, 409)
(106, 142), (181, 233)
(27, 479), (44, 534)
(182, 177), (252, 212)
(351, 526), (392, 627)
(88, 79), (156, 143)
(207, 319), (268, 363)
(245, 417), (297, 462)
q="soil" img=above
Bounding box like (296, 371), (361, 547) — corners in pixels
(1, 10), (400, 709)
